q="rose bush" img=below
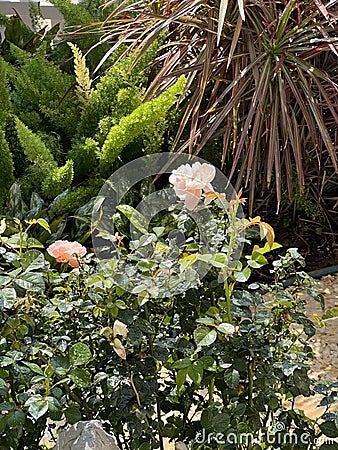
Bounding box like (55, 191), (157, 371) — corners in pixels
(0, 165), (338, 449)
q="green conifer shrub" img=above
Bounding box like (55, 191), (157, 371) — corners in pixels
(8, 54), (78, 138)
(0, 131), (15, 210)
(4, 114), (28, 178)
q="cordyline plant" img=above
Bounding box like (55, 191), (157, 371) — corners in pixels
(96, 0), (338, 214)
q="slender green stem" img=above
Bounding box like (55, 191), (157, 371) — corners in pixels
(223, 202), (239, 323)
(224, 278), (234, 324)
(208, 376), (215, 405)
(248, 348), (255, 408)
(19, 222), (23, 258)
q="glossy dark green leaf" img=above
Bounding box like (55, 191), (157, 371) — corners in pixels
(65, 405), (82, 424)
(69, 368), (91, 388)
(319, 421), (338, 438)
(20, 250), (45, 271)
(15, 272), (45, 292)
(187, 363), (203, 385)
(26, 398), (48, 420)
(69, 343), (91, 366)
(224, 368), (240, 388)
(7, 409), (25, 427)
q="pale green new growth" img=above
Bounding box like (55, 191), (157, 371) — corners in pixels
(100, 76), (185, 171)
(42, 159), (74, 198)
(15, 118), (57, 179)
(77, 38), (163, 138)
(68, 42), (92, 102)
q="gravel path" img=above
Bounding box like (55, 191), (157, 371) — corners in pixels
(291, 273), (338, 420)
(307, 273), (338, 381)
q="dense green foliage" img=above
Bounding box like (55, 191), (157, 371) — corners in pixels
(0, 9), (176, 221)
(1, 4), (337, 448)
(100, 76), (185, 171)
(76, 39), (162, 139)
(8, 56), (78, 137)
(0, 195), (337, 449)
(42, 160), (74, 199)
(0, 59), (14, 210)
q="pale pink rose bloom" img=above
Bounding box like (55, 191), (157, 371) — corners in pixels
(47, 240), (87, 268)
(169, 162), (216, 210)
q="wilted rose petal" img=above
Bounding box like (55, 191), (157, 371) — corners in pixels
(169, 162), (216, 211)
(113, 320), (128, 338)
(175, 443), (188, 450)
(47, 240), (87, 268)
(113, 337), (126, 360)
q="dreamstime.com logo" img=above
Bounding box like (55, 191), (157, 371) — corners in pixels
(91, 153), (244, 297)
(195, 422), (337, 446)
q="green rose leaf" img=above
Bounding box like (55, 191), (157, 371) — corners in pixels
(116, 205), (148, 234)
(25, 396), (48, 420)
(172, 358), (192, 370)
(194, 327), (217, 347)
(0, 288), (17, 308)
(51, 356), (70, 375)
(69, 343), (91, 366)
(0, 379), (8, 396)
(65, 405), (82, 424)
(176, 368), (188, 393)
(188, 363), (204, 385)
(319, 421), (338, 438)
(7, 409), (25, 428)
(211, 253), (227, 268)
(199, 356), (216, 371)
(217, 323), (235, 335)
(23, 362), (44, 376)
(21, 250), (45, 271)
(224, 368), (240, 388)
(15, 272), (45, 292)
(69, 368), (91, 388)
(234, 267), (251, 282)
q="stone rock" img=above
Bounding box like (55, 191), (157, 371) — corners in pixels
(54, 420), (120, 450)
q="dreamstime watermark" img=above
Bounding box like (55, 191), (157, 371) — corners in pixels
(195, 422), (337, 446)
(91, 152), (244, 297)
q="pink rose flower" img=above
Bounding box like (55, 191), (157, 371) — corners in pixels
(47, 240), (87, 268)
(169, 162), (216, 210)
